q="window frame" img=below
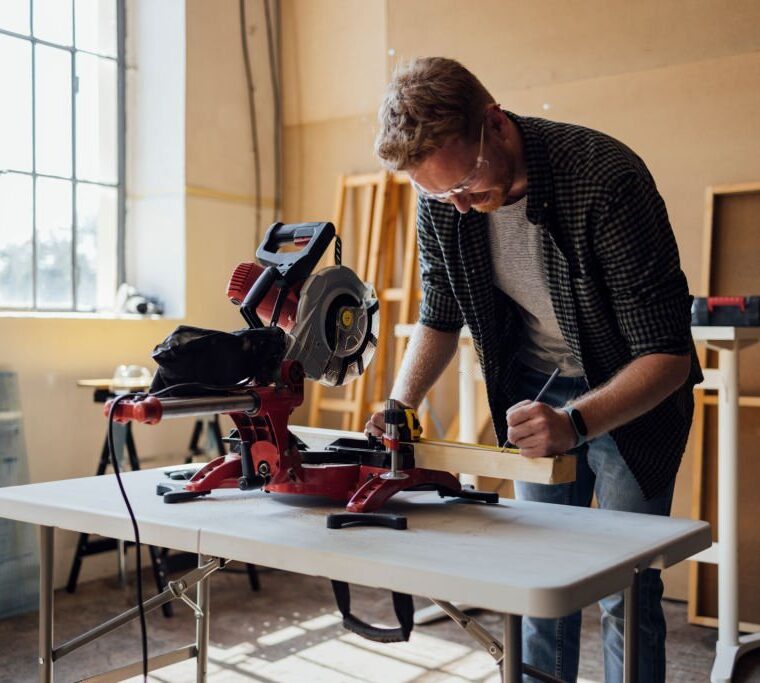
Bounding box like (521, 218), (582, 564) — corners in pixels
(0, 0), (126, 313)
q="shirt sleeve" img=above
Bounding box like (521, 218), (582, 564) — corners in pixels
(592, 172), (692, 357)
(416, 197), (464, 332)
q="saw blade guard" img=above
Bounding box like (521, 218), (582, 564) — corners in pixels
(286, 265), (379, 387)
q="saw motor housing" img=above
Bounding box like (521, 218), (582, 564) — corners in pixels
(226, 221), (379, 387)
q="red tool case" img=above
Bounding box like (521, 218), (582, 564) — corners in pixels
(691, 296), (760, 326)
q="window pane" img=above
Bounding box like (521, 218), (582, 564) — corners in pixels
(35, 44), (72, 177)
(76, 53), (117, 183)
(36, 177), (73, 309)
(33, 0), (73, 46)
(0, 174), (34, 308)
(76, 183), (116, 311)
(0, 0), (30, 35)
(75, 0), (116, 57)
(0, 36), (32, 172)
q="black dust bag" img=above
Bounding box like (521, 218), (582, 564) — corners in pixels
(149, 325), (287, 392)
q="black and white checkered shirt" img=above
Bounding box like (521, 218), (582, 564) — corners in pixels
(416, 112), (702, 499)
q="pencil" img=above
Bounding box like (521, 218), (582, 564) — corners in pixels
(533, 367), (561, 403)
(501, 367), (561, 452)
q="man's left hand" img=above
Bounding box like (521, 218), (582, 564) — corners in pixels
(506, 401), (577, 457)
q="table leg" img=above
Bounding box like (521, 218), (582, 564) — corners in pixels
(196, 555), (211, 683)
(709, 341), (760, 682)
(502, 613), (522, 683)
(39, 526), (54, 683)
(624, 568), (640, 683)
(716, 344), (739, 658)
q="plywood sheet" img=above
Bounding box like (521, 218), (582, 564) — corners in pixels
(709, 192), (760, 394)
(694, 406), (760, 623)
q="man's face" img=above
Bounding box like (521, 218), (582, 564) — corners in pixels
(409, 123), (515, 214)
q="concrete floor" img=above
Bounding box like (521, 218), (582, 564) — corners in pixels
(1, 563), (759, 682)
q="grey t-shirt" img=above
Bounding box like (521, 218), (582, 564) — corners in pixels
(488, 196), (584, 377)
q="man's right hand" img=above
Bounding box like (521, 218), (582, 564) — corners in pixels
(365, 399), (414, 437)
(364, 410), (386, 437)
(363, 323), (459, 438)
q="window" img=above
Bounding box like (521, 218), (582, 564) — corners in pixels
(0, 0), (124, 312)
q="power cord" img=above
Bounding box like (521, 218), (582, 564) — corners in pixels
(239, 0), (262, 238)
(106, 377), (255, 681)
(107, 392), (149, 681)
(263, 0), (282, 221)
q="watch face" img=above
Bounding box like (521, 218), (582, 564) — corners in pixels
(571, 408), (588, 436)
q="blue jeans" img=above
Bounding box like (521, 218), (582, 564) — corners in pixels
(512, 365), (674, 683)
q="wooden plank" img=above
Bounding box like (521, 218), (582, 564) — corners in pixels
(380, 288), (404, 301)
(708, 180), (760, 196)
(689, 184), (715, 625)
(290, 425), (576, 485)
(317, 398), (358, 411)
(689, 614), (760, 634)
(700, 394), (760, 408)
(395, 176), (422, 376)
(344, 171), (386, 188)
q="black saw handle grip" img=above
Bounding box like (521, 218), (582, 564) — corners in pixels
(256, 221), (335, 284)
(331, 580), (414, 643)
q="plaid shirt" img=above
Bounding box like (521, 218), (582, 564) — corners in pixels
(416, 112), (702, 499)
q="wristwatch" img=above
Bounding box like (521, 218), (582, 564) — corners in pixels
(563, 405), (588, 447)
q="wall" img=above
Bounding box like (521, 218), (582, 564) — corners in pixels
(0, 0), (276, 588)
(281, 0), (760, 600)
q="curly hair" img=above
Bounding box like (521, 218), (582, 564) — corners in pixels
(374, 57), (495, 171)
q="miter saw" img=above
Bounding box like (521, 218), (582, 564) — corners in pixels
(108, 221), (495, 528)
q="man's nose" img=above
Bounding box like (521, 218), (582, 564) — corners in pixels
(451, 194), (472, 213)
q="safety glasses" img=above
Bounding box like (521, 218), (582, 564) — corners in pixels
(411, 122), (489, 201)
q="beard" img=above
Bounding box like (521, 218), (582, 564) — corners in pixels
(471, 185), (509, 213)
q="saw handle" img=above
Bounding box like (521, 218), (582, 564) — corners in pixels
(331, 580), (415, 643)
(256, 221), (336, 284)
(106, 395), (162, 424)
(240, 265), (279, 328)
(240, 221), (336, 328)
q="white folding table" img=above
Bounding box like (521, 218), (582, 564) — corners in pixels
(690, 326), (760, 682)
(0, 467), (709, 683)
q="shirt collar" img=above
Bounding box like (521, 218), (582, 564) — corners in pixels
(504, 111), (554, 224)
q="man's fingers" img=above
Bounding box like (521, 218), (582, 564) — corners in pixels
(364, 412), (385, 437)
(508, 422), (535, 445)
(514, 434), (541, 449)
(519, 443), (551, 458)
(507, 399), (531, 415)
(506, 400), (533, 427)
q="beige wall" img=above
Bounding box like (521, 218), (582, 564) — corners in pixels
(281, 0), (760, 600)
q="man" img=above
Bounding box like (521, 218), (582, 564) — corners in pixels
(366, 57), (702, 683)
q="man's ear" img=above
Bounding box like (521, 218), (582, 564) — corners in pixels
(485, 104), (507, 138)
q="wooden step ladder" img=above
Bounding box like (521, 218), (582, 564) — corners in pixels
(308, 171), (422, 432)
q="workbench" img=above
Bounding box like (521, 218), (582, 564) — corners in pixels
(0, 457), (709, 682)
